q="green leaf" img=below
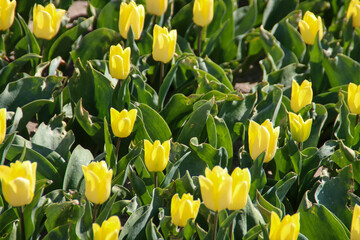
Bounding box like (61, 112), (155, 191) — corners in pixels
(74, 99), (102, 137)
(104, 118), (117, 172)
(96, 190), (119, 224)
(234, 0), (258, 36)
(129, 166), (152, 205)
(97, 1), (120, 31)
(262, 0), (297, 30)
(249, 153), (266, 199)
(45, 202), (82, 233)
(259, 27), (284, 68)
(75, 200), (92, 239)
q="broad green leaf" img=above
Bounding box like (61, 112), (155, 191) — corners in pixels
(262, 0), (297, 30)
(234, 0), (258, 36)
(97, 1), (120, 31)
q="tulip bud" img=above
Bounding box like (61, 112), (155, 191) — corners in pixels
(146, 0), (168, 16)
(171, 193), (200, 227)
(298, 11), (323, 45)
(81, 161), (113, 205)
(288, 113), (312, 143)
(348, 83), (360, 114)
(93, 216), (121, 240)
(248, 120), (279, 163)
(291, 80), (313, 113)
(144, 139), (170, 172)
(0, 161), (37, 207)
(119, 1), (145, 40)
(0, 0), (16, 31)
(193, 0), (214, 27)
(0, 108), (6, 144)
(109, 44), (131, 80)
(152, 25), (177, 63)
(110, 108), (137, 138)
(351, 204), (360, 240)
(228, 167), (251, 211)
(199, 166), (232, 212)
(33, 3), (66, 40)
(347, 0), (360, 28)
(269, 212), (300, 240)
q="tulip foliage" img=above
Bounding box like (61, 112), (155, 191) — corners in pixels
(1, 0), (360, 239)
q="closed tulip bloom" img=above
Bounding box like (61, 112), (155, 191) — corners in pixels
(288, 113), (312, 143)
(351, 204), (360, 240)
(82, 161), (113, 204)
(248, 120), (280, 163)
(347, 0), (360, 28)
(298, 11), (323, 45)
(193, 0), (213, 27)
(171, 193), (200, 227)
(119, 1), (144, 40)
(0, 161), (37, 207)
(152, 25), (177, 63)
(291, 80), (313, 113)
(33, 3), (66, 40)
(146, 0), (168, 16)
(110, 108), (137, 138)
(348, 83), (360, 114)
(93, 216), (121, 240)
(0, 108), (6, 144)
(144, 139), (170, 172)
(269, 212), (300, 240)
(0, 0), (16, 31)
(199, 166), (232, 212)
(228, 167), (251, 211)
(109, 44), (131, 80)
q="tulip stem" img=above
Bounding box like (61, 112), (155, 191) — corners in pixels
(197, 27), (203, 57)
(92, 204), (99, 223)
(116, 137), (121, 159)
(229, 218), (234, 240)
(212, 211), (218, 240)
(160, 62), (165, 88)
(152, 16), (157, 28)
(19, 206), (26, 240)
(154, 172), (158, 188)
(357, 114), (359, 126)
(298, 142), (302, 152)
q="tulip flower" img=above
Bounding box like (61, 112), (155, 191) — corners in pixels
(0, 108), (6, 144)
(348, 83), (360, 115)
(269, 212), (300, 240)
(146, 0), (168, 17)
(119, 1), (145, 40)
(82, 161), (113, 205)
(110, 108), (137, 138)
(347, 0), (360, 28)
(193, 0), (214, 27)
(298, 11), (323, 45)
(33, 3), (66, 40)
(152, 25), (177, 63)
(351, 204), (360, 240)
(93, 216), (121, 240)
(0, 161), (37, 207)
(248, 119), (280, 163)
(291, 80), (313, 113)
(109, 44), (131, 80)
(228, 167), (251, 211)
(288, 112), (312, 143)
(0, 0), (16, 31)
(199, 166), (232, 212)
(171, 193), (200, 227)
(144, 139), (170, 172)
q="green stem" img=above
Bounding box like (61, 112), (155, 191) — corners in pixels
(92, 204), (99, 223)
(116, 137), (121, 160)
(19, 206), (25, 240)
(197, 27), (203, 57)
(357, 114), (359, 126)
(153, 16), (157, 28)
(212, 211), (218, 240)
(229, 217), (234, 240)
(154, 172), (158, 188)
(160, 62), (165, 88)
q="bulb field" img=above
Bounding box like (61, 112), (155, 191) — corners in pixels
(1, 0), (360, 239)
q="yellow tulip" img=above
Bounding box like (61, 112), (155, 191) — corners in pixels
(0, 0), (16, 31)
(351, 204), (360, 240)
(248, 120), (279, 163)
(33, 3), (66, 40)
(146, 0), (168, 16)
(228, 167), (251, 211)
(110, 108), (137, 138)
(269, 212), (300, 240)
(171, 193), (200, 227)
(291, 80), (313, 113)
(152, 25), (177, 63)
(93, 216), (121, 240)
(81, 161), (113, 204)
(199, 166), (232, 212)
(193, 0), (214, 27)
(109, 44), (131, 80)
(347, 0), (360, 28)
(0, 161), (37, 207)
(348, 83), (360, 114)
(288, 113), (312, 143)
(0, 108), (6, 144)
(119, 1), (145, 40)
(144, 139), (170, 172)
(298, 11), (323, 45)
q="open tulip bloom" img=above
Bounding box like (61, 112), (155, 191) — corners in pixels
(347, 0), (360, 28)
(298, 11), (323, 45)
(119, 1), (145, 40)
(351, 204), (360, 240)
(171, 193), (200, 227)
(0, 108), (6, 145)
(93, 216), (121, 240)
(109, 44), (131, 80)
(269, 212), (300, 240)
(291, 80), (313, 113)
(0, 0), (16, 31)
